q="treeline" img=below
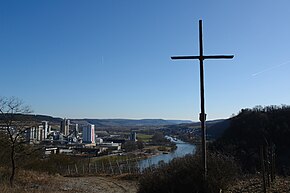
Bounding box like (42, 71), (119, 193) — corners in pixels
(212, 105), (290, 174)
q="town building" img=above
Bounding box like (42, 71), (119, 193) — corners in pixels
(130, 131), (137, 142)
(82, 124), (95, 144)
(60, 118), (70, 136)
(26, 123), (47, 143)
(42, 121), (50, 139)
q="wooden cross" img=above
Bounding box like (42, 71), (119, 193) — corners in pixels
(171, 20), (234, 178)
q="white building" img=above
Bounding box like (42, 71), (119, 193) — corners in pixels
(96, 137), (103, 144)
(42, 121), (50, 139)
(100, 142), (121, 151)
(26, 121), (51, 143)
(26, 125), (44, 143)
(82, 124), (95, 144)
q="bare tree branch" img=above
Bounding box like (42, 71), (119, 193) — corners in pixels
(0, 96), (35, 187)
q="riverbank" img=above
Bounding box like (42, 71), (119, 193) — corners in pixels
(138, 138), (196, 170)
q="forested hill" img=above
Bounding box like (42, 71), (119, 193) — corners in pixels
(0, 114), (63, 125)
(212, 105), (290, 174)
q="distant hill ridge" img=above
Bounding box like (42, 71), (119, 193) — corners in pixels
(0, 114), (192, 127)
(72, 118), (192, 127)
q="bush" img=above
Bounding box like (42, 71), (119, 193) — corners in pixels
(138, 152), (239, 193)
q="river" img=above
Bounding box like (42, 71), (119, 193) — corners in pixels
(138, 137), (196, 170)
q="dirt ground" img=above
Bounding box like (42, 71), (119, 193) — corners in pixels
(2, 170), (290, 193)
(1, 172), (138, 193)
(54, 175), (138, 193)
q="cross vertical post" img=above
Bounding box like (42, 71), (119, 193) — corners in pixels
(198, 20), (207, 179)
(171, 20), (234, 179)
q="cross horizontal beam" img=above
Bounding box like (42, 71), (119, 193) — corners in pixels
(171, 55), (234, 60)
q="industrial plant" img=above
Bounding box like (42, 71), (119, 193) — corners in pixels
(25, 118), (125, 157)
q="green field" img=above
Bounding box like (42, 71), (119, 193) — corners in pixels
(137, 133), (153, 142)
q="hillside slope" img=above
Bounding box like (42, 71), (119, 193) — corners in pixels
(213, 105), (290, 173)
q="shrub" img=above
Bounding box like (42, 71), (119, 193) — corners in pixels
(138, 152), (239, 193)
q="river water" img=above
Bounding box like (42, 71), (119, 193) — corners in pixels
(138, 137), (196, 170)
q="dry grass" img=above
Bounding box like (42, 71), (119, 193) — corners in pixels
(0, 184), (65, 193)
(225, 175), (290, 193)
(0, 167), (137, 193)
(113, 173), (139, 181)
(0, 168), (64, 193)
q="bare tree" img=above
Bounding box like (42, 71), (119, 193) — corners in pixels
(0, 97), (34, 187)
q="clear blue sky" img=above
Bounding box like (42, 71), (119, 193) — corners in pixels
(1, 0), (290, 121)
